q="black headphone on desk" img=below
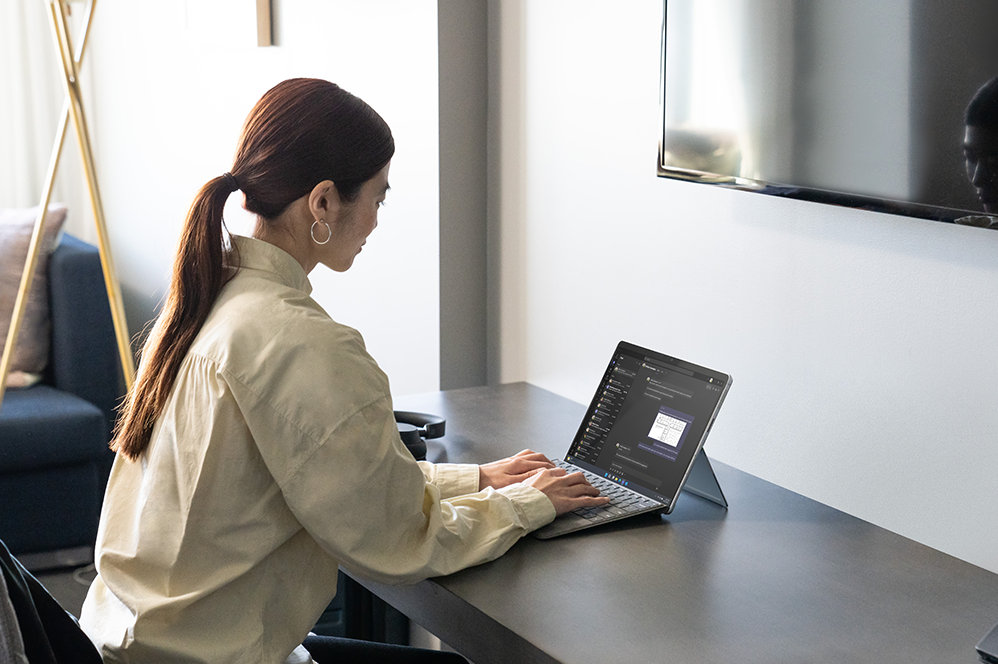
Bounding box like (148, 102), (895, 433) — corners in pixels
(394, 411), (446, 461)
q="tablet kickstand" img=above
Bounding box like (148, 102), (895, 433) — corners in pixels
(682, 448), (728, 508)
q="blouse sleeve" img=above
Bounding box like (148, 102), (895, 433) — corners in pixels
(417, 461), (481, 499)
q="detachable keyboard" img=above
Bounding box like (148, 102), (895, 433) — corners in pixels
(532, 460), (667, 539)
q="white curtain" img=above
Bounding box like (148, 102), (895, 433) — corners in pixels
(0, 0), (95, 244)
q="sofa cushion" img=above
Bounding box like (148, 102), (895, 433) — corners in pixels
(0, 464), (104, 554)
(0, 385), (107, 473)
(0, 205), (68, 387)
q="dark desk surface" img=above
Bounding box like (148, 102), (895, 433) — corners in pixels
(352, 383), (998, 663)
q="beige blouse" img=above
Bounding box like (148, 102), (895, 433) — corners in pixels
(80, 236), (555, 664)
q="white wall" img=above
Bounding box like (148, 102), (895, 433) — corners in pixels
(495, 1), (998, 573)
(86, 0), (440, 396)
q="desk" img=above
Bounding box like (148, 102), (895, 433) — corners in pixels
(350, 383), (998, 663)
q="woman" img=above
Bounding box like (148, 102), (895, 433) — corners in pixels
(79, 78), (607, 664)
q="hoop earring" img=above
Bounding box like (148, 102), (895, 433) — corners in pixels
(310, 220), (332, 245)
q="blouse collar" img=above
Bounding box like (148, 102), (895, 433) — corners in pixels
(229, 235), (312, 295)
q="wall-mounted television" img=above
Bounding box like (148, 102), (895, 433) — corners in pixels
(657, 0), (998, 229)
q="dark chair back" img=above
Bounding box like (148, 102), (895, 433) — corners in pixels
(0, 539), (101, 664)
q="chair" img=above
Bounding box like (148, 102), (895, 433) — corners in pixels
(0, 538), (101, 663)
(0, 234), (123, 560)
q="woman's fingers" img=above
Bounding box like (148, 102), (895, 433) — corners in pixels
(523, 468), (610, 515)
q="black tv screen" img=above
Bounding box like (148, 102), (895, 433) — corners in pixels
(657, 0), (998, 229)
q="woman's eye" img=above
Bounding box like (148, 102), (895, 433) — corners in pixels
(377, 200), (387, 208)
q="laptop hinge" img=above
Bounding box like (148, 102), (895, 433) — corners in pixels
(682, 448), (728, 508)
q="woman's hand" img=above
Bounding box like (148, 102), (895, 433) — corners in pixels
(478, 449), (555, 490)
(522, 467), (610, 516)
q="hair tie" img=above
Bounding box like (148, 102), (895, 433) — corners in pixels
(222, 172), (239, 191)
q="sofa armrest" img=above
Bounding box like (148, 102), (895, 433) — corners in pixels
(47, 234), (126, 438)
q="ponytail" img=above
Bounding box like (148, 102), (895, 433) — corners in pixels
(111, 175), (236, 460)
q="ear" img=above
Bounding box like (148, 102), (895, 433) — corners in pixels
(307, 180), (342, 223)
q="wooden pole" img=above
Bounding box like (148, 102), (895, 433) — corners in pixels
(0, 0), (134, 415)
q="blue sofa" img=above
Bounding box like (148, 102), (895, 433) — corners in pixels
(0, 234), (124, 557)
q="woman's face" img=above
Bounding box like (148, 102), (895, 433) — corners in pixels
(322, 162), (391, 272)
(964, 126), (998, 213)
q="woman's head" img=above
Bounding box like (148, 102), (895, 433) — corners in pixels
(230, 78), (394, 219)
(965, 77), (998, 212)
(112, 79), (394, 459)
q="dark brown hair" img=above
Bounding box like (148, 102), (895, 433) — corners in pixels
(967, 76), (998, 127)
(112, 79), (394, 459)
